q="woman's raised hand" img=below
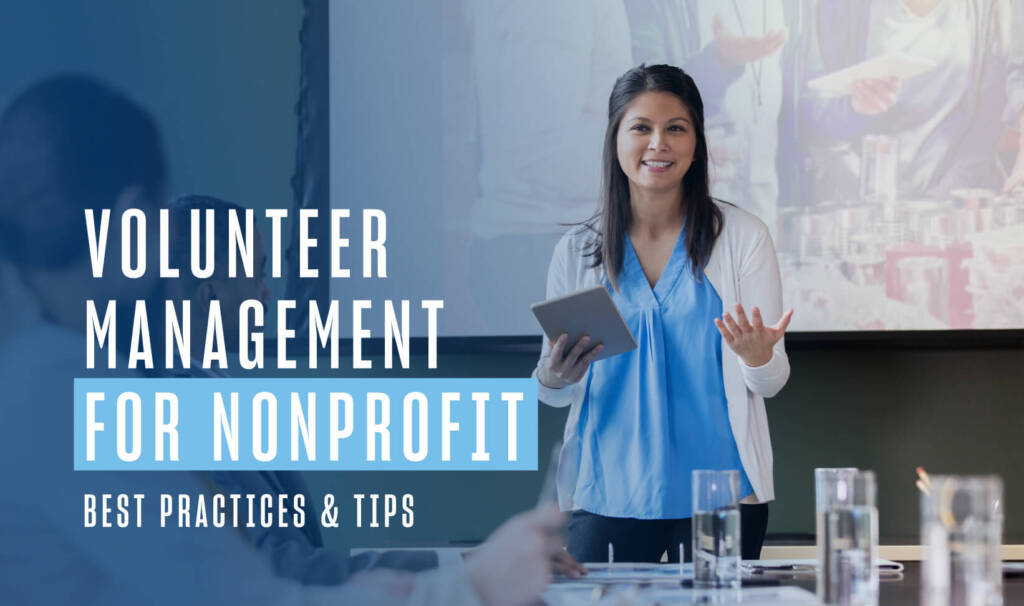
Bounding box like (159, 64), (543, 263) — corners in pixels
(538, 334), (604, 389)
(714, 304), (793, 367)
(712, 15), (787, 67)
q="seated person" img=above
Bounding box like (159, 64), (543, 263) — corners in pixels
(803, 0), (1014, 197)
(0, 74), (578, 606)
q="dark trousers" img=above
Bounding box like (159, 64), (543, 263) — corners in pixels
(567, 503), (769, 563)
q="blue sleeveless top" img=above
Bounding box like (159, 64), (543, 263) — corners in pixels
(573, 229), (752, 519)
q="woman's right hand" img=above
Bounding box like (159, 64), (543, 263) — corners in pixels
(538, 334), (603, 389)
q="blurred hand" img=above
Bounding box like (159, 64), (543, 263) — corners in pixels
(538, 333), (603, 389)
(714, 304), (793, 367)
(465, 505), (564, 606)
(712, 15), (787, 67)
(709, 144), (738, 188)
(551, 548), (587, 579)
(850, 77), (900, 115)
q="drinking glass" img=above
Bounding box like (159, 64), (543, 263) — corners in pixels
(692, 469), (741, 589)
(816, 469), (878, 605)
(921, 475), (1003, 606)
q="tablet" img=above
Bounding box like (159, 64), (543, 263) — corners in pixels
(530, 285), (637, 361)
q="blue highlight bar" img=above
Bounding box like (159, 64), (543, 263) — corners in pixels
(74, 378), (537, 471)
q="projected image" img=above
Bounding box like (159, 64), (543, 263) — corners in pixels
(331, 0), (1024, 335)
(780, 1), (1024, 330)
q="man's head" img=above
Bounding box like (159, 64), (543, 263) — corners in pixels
(168, 194), (270, 345)
(0, 74), (167, 301)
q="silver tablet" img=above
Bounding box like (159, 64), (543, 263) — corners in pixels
(530, 285), (637, 361)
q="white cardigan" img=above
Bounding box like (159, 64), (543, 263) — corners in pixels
(532, 201), (790, 510)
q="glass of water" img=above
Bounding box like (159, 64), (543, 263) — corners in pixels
(816, 469), (878, 605)
(920, 475), (1003, 606)
(692, 469), (741, 588)
(816, 468), (860, 577)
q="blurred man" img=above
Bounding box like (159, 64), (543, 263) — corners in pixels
(0, 73), (569, 606)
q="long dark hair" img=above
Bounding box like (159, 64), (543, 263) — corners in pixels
(582, 64), (723, 289)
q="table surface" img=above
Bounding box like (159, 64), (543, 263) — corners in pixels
(790, 562), (1024, 605)
(544, 562), (1024, 605)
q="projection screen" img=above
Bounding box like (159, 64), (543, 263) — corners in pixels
(322, 0), (1024, 337)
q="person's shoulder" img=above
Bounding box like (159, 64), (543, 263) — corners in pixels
(0, 321), (86, 444)
(548, 224), (605, 289)
(0, 320), (139, 409)
(0, 321), (84, 378)
(554, 224), (599, 259)
(715, 200), (771, 241)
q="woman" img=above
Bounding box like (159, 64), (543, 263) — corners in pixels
(533, 64), (793, 563)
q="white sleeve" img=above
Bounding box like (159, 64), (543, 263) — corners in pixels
(736, 226), (791, 398)
(531, 235), (588, 408)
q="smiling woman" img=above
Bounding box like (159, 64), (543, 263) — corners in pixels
(616, 91), (697, 201)
(532, 64), (793, 566)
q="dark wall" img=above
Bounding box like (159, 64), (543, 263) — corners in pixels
(764, 345), (1024, 543)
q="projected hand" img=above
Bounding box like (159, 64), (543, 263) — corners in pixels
(1004, 121), (1024, 192)
(712, 15), (787, 67)
(1006, 151), (1024, 192)
(709, 144), (738, 188)
(714, 304), (793, 368)
(538, 334), (604, 389)
(465, 505), (564, 606)
(850, 77), (900, 115)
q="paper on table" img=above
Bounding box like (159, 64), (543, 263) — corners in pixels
(743, 558), (904, 572)
(557, 558), (904, 582)
(547, 579), (820, 605)
(546, 584), (820, 606)
(553, 562), (687, 584)
(646, 586), (820, 605)
(807, 53), (936, 96)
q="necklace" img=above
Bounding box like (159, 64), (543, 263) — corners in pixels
(730, 0), (768, 108)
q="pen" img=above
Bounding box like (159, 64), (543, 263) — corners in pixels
(748, 563), (816, 573)
(916, 466), (932, 496)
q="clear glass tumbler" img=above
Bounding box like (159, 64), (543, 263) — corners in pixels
(921, 475), (1003, 606)
(816, 468), (860, 580)
(816, 469), (878, 605)
(692, 469), (741, 589)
